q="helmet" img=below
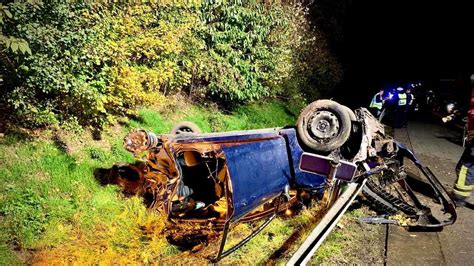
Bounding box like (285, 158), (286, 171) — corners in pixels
(396, 87), (404, 92)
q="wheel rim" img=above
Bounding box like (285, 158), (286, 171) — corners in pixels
(307, 110), (340, 143)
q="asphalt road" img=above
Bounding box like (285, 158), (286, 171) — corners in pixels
(387, 119), (474, 265)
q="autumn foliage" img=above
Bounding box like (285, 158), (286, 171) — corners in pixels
(0, 1), (342, 129)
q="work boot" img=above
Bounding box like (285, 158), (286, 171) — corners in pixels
(454, 200), (474, 210)
(447, 191), (474, 209)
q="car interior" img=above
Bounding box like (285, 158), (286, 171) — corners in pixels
(170, 150), (227, 219)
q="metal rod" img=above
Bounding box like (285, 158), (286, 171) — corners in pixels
(212, 196), (282, 262)
(287, 180), (366, 265)
(323, 159), (340, 207)
(219, 213), (277, 260)
(212, 218), (231, 263)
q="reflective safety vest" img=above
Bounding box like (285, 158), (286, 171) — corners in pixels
(370, 94), (383, 110)
(398, 93), (407, 106)
(408, 93), (415, 105)
(453, 144), (474, 200)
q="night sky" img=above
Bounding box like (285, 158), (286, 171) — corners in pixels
(313, 0), (473, 105)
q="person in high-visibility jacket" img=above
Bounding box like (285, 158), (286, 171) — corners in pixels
(394, 87), (408, 128)
(369, 89), (385, 117)
(406, 88), (415, 106)
(452, 75), (474, 208)
(453, 143), (474, 207)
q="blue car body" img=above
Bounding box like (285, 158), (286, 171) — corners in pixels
(170, 127), (327, 222)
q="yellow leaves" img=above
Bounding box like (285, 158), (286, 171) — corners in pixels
(73, 4), (201, 123)
(142, 67), (169, 90)
(389, 214), (412, 227)
(148, 0), (202, 8)
(105, 64), (188, 116)
(100, 5), (198, 64)
(126, 21), (193, 61)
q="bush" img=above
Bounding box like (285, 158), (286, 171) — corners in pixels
(197, 3), (291, 102)
(0, 188), (47, 248)
(0, 1), (342, 129)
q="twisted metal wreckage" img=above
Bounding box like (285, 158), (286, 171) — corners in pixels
(100, 100), (456, 262)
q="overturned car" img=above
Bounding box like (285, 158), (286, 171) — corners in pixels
(100, 100), (456, 262)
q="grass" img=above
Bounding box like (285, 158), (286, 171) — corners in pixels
(0, 99), (296, 264)
(220, 207), (318, 265)
(312, 204), (385, 265)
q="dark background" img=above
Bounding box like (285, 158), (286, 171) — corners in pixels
(308, 0), (474, 106)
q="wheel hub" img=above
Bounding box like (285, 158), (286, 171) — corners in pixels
(308, 111), (340, 141)
(316, 120), (330, 132)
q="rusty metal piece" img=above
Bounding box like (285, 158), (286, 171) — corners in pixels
(123, 129), (149, 154)
(123, 129), (160, 155)
(322, 159), (341, 207)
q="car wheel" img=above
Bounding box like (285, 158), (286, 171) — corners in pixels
(296, 100), (352, 152)
(341, 104), (356, 121)
(171, 121), (202, 135)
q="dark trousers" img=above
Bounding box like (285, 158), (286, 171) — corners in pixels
(453, 145), (474, 201)
(369, 107), (381, 117)
(394, 107), (407, 128)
